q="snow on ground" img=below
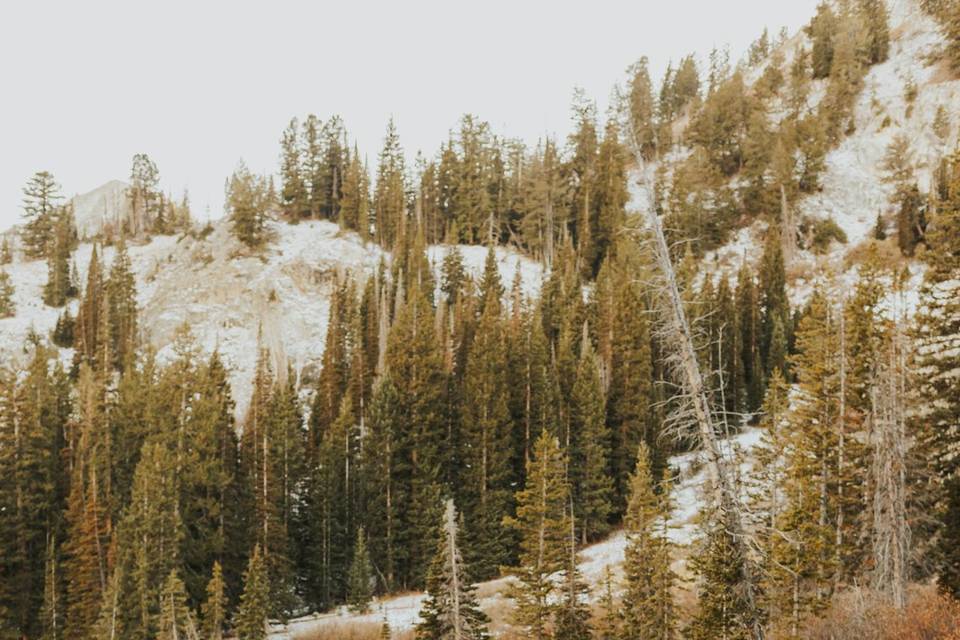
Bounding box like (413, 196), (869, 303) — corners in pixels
(268, 427), (764, 638)
(0, 216), (544, 420)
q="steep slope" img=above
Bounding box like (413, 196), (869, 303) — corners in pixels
(70, 179), (131, 238)
(0, 217), (543, 420)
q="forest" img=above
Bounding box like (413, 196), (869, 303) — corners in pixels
(4, 0), (960, 639)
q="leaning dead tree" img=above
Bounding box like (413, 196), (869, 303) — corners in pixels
(623, 107), (765, 639)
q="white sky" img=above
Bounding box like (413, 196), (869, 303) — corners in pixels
(0, 0), (819, 232)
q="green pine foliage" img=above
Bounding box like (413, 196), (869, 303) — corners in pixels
(201, 562), (227, 640)
(347, 527), (374, 614)
(621, 443), (676, 640)
(236, 545), (270, 640)
(0, 270), (14, 318)
(506, 431), (571, 640)
(227, 161), (271, 248)
(21, 171), (62, 259)
(416, 500), (490, 640)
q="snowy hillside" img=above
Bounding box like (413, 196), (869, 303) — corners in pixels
(629, 0), (955, 313)
(267, 426), (762, 638)
(70, 179), (131, 239)
(0, 218), (543, 419)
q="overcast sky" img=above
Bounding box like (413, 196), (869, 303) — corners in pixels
(0, 0), (820, 232)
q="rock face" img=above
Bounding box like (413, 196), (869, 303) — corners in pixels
(70, 179), (131, 238)
(0, 216), (544, 421)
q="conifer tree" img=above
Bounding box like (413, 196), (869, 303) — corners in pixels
(201, 561), (226, 640)
(807, 2), (838, 79)
(570, 335), (613, 543)
(416, 500), (490, 640)
(627, 56), (657, 161)
(21, 171), (62, 259)
(461, 281), (514, 578)
(916, 153), (960, 596)
(759, 229), (790, 380)
(621, 443), (676, 640)
(156, 570), (197, 640)
(227, 161), (269, 248)
(340, 144), (371, 238)
(236, 545), (269, 640)
(0, 236), (12, 264)
(685, 517), (757, 640)
(347, 527), (374, 614)
(860, 0), (891, 65)
(43, 210), (74, 307)
(506, 431), (571, 640)
(39, 535), (64, 640)
(279, 118), (307, 221)
(374, 118), (406, 247)
(0, 270), (14, 318)
(107, 238), (138, 370)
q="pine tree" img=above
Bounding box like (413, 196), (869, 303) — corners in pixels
(340, 144), (371, 238)
(627, 57), (657, 161)
(39, 535), (64, 640)
(374, 118), (406, 247)
(807, 2), (838, 79)
(0, 270), (14, 318)
(201, 562), (226, 640)
(43, 210), (74, 307)
(416, 500), (490, 640)
(759, 229), (790, 380)
(236, 545), (270, 640)
(916, 153), (960, 596)
(227, 161), (269, 248)
(621, 443), (676, 640)
(21, 171), (62, 259)
(128, 154), (161, 236)
(461, 284), (514, 578)
(506, 431), (571, 640)
(155, 570), (197, 640)
(279, 118), (307, 221)
(347, 527), (374, 614)
(0, 236), (12, 264)
(570, 334), (613, 543)
(860, 0), (891, 65)
(107, 238), (138, 370)
(685, 517), (756, 640)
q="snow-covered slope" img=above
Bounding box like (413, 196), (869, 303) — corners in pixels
(0, 218), (544, 420)
(267, 426), (762, 638)
(629, 0), (956, 313)
(70, 179), (131, 239)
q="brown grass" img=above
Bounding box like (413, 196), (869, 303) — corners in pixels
(294, 621), (414, 640)
(795, 584), (960, 640)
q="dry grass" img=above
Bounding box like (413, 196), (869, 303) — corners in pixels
(795, 584), (960, 640)
(842, 237), (909, 271)
(294, 621), (414, 640)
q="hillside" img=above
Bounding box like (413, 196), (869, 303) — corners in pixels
(0, 218), (542, 419)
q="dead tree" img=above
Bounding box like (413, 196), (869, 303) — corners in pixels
(623, 106), (766, 639)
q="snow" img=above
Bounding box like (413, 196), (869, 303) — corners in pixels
(267, 427), (767, 638)
(0, 216), (544, 421)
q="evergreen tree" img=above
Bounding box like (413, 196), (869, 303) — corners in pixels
(43, 210), (74, 307)
(621, 444), (676, 640)
(236, 545), (270, 640)
(569, 335), (613, 543)
(626, 57), (657, 160)
(461, 282), (514, 578)
(685, 518), (756, 640)
(155, 570), (196, 640)
(506, 431), (570, 640)
(0, 236), (12, 264)
(279, 118), (308, 221)
(916, 153), (960, 596)
(107, 238), (138, 370)
(227, 161), (269, 248)
(21, 171), (62, 259)
(374, 118), (406, 247)
(201, 561), (226, 640)
(860, 0), (891, 65)
(416, 500), (490, 640)
(759, 229), (790, 380)
(807, 2), (838, 79)
(0, 270), (14, 318)
(347, 527), (374, 614)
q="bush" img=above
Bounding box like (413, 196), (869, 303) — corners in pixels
(804, 217), (848, 254)
(799, 585), (960, 640)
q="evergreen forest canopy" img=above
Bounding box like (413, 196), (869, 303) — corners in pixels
(4, 1), (960, 639)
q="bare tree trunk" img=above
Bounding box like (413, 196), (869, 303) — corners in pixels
(624, 113), (765, 640)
